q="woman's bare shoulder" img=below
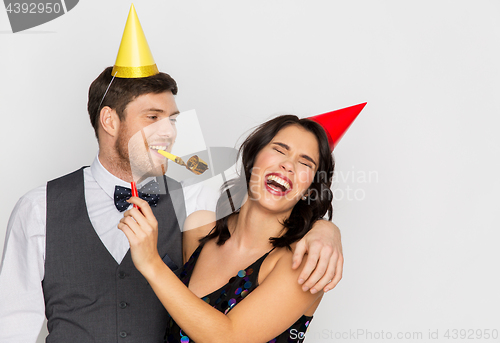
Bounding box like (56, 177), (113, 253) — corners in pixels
(182, 210), (216, 263)
(258, 243), (299, 284)
(184, 210), (216, 232)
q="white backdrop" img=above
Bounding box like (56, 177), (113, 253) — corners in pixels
(1, 1), (499, 342)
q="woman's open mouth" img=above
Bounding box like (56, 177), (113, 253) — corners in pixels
(265, 173), (293, 196)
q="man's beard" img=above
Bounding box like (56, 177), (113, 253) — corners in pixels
(115, 126), (166, 182)
(114, 128), (133, 177)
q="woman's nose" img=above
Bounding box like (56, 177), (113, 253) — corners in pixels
(280, 159), (294, 174)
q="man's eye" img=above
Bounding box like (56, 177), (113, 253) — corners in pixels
(147, 115), (158, 120)
(273, 148), (284, 154)
(169, 117), (177, 123)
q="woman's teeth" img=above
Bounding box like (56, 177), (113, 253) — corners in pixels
(267, 175), (291, 191)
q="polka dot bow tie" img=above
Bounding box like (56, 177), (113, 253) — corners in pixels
(114, 180), (161, 212)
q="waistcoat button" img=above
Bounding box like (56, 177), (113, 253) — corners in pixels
(118, 271), (126, 279)
(119, 301), (128, 309)
(119, 331), (127, 338)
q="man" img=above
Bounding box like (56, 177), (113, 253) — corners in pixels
(0, 5), (343, 342)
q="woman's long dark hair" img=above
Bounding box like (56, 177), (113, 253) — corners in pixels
(200, 115), (335, 249)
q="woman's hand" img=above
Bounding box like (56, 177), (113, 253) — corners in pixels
(117, 197), (162, 275)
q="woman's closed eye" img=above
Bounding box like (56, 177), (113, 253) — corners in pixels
(300, 161), (313, 169)
(273, 147), (285, 155)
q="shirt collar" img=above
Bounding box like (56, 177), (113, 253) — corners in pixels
(90, 155), (159, 200)
(90, 156), (130, 201)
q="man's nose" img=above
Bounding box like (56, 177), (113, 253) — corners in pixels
(156, 118), (176, 138)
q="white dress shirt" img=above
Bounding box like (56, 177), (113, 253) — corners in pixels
(0, 156), (217, 343)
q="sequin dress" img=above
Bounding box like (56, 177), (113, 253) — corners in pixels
(165, 244), (313, 343)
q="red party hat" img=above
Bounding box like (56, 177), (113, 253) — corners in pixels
(308, 102), (367, 151)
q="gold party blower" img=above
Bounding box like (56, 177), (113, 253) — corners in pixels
(157, 150), (209, 175)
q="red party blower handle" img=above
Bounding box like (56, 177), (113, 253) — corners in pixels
(131, 182), (139, 209)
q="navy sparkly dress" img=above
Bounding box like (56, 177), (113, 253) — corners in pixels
(165, 244), (313, 343)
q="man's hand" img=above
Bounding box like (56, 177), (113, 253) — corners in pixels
(292, 220), (343, 294)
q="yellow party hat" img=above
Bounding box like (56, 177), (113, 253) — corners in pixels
(111, 4), (159, 78)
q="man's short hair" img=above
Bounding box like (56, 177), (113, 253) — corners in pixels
(87, 66), (178, 139)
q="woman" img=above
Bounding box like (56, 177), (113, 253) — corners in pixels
(119, 115), (335, 342)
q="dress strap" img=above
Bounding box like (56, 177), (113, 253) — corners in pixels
(267, 246), (277, 255)
(249, 246), (276, 275)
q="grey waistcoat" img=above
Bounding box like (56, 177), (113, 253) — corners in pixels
(43, 168), (185, 342)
